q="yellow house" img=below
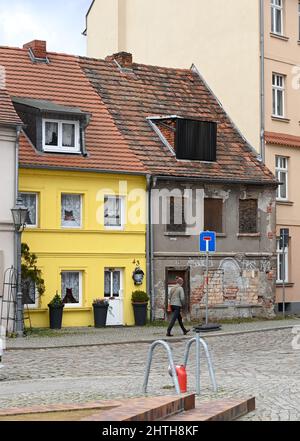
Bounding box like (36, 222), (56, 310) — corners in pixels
(19, 169), (146, 327)
(0, 40), (147, 327)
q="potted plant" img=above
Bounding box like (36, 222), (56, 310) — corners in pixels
(48, 292), (64, 329)
(131, 290), (149, 326)
(93, 298), (110, 328)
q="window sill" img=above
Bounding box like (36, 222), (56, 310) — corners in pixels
(271, 116), (290, 123)
(26, 308), (48, 313)
(164, 232), (190, 237)
(270, 33), (289, 42)
(276, 200), (294, 206)
(237, 233), (260, 238)
(276, 283), (294, 288)
(216, 233), (226, 237)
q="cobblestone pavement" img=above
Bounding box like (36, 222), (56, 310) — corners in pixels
(1, 327), (300, 420)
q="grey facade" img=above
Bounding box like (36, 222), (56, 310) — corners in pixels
(152, 180), (277, 321)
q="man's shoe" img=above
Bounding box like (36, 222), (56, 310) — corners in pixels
(166, 333), (173, 337)
(183, 329), (190, 335)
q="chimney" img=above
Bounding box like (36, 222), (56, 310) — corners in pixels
(105, 52), (133, 70)
(23, 40), (48, 61)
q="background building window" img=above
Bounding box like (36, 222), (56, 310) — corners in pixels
(272, 74), (285, 117)
(166, 196), (186, 233)
(275, 156), (288, 200)
(61, 194), (82, 228)
(271, 0), (283, 35)
(61, 271), (82, 306)
(277, 239), (288, 283)
(204, 198), (223, 233)
(20, 193), (38, 227)
(104, 196), (123, 228)
(239, 199), (258, 234)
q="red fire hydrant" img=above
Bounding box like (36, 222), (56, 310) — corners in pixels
(175, 365), (187, 393)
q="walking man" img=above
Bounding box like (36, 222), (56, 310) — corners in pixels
(166, 277), (190, 337)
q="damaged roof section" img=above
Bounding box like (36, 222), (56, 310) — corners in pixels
(80, 53), (276, 184)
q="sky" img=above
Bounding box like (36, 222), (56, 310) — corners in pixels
(0, 0), (92, 55)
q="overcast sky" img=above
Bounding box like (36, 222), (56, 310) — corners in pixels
(0, 0), (91, 55)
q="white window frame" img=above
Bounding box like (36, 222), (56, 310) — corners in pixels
(61, 271), (83, 308)
(272, 73), (285, 118)
(20, 192), (38, 228)
(104, 268), (123, 298)
(271, 0), (283, 35)
(104, 196), (125, 230)
(61, 193), (82, 229)
(42, 119), (80, 153)
(275, 156), (288, 201)
(298, 2), (300, 41)
(276, 239), (288, 283)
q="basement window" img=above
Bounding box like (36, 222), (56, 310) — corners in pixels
(239, 199), (258, 234)
(43, 119), (80, 153)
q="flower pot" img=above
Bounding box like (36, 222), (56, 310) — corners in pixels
(48, 305), (64, 329)
(93, 304), (109, 328)
(132, 302), (148, 326)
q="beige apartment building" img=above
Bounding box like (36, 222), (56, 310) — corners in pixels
(85, 0), (300, 312)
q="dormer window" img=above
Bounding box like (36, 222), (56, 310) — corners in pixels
(43, 119), (80, 153)
(149, 116), (217, 162)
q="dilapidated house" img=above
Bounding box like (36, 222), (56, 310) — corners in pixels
(82, 52), (277, 320)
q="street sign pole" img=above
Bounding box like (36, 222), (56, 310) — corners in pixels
(205, 242), (209, 326)
(282, 242), (286, 319)
(198, 231), (221, 332)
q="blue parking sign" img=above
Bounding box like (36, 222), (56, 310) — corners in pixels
(200, 231), (216, 252)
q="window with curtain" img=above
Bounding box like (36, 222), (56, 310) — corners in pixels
(20, 193), (38, 227)
(43, 119), (80, 153)
(277, 239), (288, 283)
(61, 271), (82, 305)
(61, 194), (82, 228)
(22, 279), (38, 308)
(104, 270), (121, 297)
(104, 196), (123, 228)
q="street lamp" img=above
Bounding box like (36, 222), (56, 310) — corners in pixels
(11, 196), (28, 336)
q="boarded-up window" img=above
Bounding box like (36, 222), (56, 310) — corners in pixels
(166, 196), (186, 233)
(239, 199), (258, 233)
(204, 199), (223, 233)
(175, 119), (217, 161)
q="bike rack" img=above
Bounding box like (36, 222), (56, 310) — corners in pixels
(143, 332), (217, 396)
(183, 332), (217, 395)
(142, 340), (181, 395)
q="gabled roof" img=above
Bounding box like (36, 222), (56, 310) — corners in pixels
(0, 46), (146, 174)
(80, 56), (275, 184)
(0, 88), (23, 127)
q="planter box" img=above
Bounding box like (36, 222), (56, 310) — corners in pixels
(48, 305), (64, 329)
(93, 304), (108, 328)
(132, 303), (148, 326)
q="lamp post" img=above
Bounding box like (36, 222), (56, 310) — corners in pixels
(11, 197), (28, 337)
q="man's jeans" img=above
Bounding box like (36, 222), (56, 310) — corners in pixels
(167, 305), (187, 334)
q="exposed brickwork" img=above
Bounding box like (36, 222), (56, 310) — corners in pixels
(23, 40), (47, 59)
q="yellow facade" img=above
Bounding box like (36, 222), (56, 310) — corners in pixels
(19, 168), (147, 328)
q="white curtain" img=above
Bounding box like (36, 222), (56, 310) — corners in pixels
(21, 193), (37, 226)
(61, 272), (80, 304)
(62, 123), (75, 147)
(61, 194), (81, 227)
(45, 122), (58, 146)
(104, 197), (121, 227)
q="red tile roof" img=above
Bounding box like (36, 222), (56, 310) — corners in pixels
(0, 88), (23, 126)
(0, 46), (145, 174)
(80, 57), (275, 184)
(265, 131), (300, 149)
